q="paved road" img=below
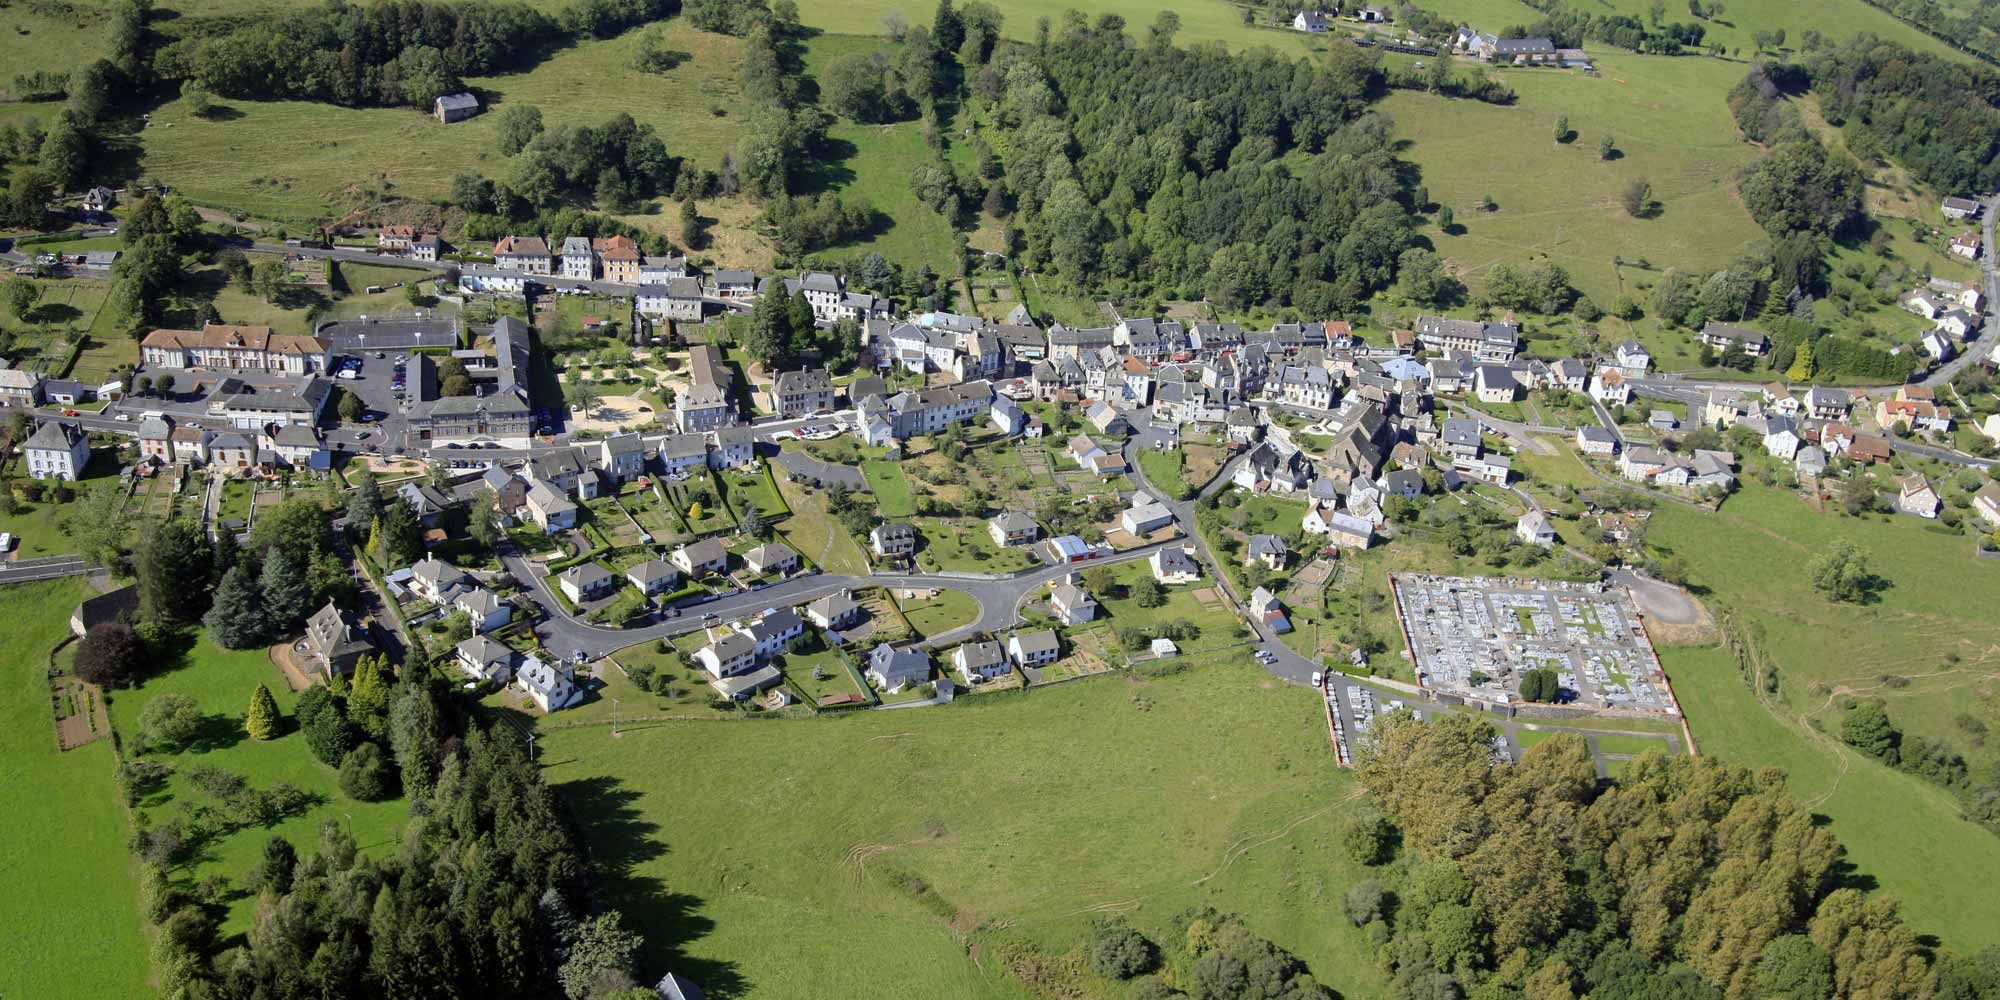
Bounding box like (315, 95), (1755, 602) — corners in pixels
(0, 554), (91, 585)
(1608, 568), (1699, 626)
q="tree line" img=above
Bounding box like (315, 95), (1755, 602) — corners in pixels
(155, 0), (673, 110)
(1355, 713), (1998, 1000)
(1800, 34), (2000, 198)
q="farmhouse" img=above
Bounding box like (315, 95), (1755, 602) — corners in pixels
(1942, 196), (1983, 220)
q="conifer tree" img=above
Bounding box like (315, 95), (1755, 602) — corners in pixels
(245, 683), (282, 741)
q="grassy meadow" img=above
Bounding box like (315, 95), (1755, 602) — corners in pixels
(1645, 484), (2000, 949)
(537, 660), (1391, 999)
(1668, 645), (2000, 953)
(105, 633), (412, 941)
(1389, 54), (1768, 311)
(0, 579), (151, 999)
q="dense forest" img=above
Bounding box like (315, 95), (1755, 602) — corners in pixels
(1356, 714), (2000, 1000)
(979, 15), (1413, 313)
(1800, 36), (2000, 197)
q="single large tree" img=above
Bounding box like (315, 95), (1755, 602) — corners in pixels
(1808, 540), (1872, 603)
(346, 471), (385, 531)
(204, 564), (269, 650)
(74, 622), (147, 688)
(138, 519), (214, 631)
(258, 548), (312, 634)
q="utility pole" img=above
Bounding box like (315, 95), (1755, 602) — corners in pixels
(611, 697), (620, 738)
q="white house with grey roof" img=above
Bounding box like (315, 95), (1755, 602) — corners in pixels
(24, 421), (89, 481)
(951, 640), (1010, 684)
(866, 643), (932, 693)
(1008, 629), (1061, 667)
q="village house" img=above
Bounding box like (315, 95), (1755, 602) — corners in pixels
(1576, 425), (1618, 456)
(517, 657), (583, 712)
(739, 608), (804, 658)
(455, 635), (516, 684)
(1517, 510), (1557, 547)
(672, 537), (730, 577)
(869, 523), (917, 561)
(1589, 368), (1631, 405)
(988, 511), (1040, 548)
(1942, 196), (1983, 220)
(866, 643), (932, 693)
(0, 367), (41, 407)
(1049, 580), (1098, 625)
(1008, 629), (1061, 668)
(378, 225), (415, 252)
(805, 589), (864, 630)
(24, 421), (90, 481)
(772, 368), (835, 418)
(299, 601), (374, 683)
(1150, 545), (1202, 585)
(525, 481), (578, 533)
(1417, 316), (1519, 362)
(558, 563), (617, 605)
(1291, 9), (1330, 31)
(1973, 481), (2000, 528)
(626, 558), (681, 597)
(1246, 534), (1290, 571)
(695, 630), (758, 678)
(743, 541), (800, 577)
(1951, 232), (1982, 260)
(952, 640), (1010, 684)
(493, 235), (555, 274)
(1697, 321), (1770, 357)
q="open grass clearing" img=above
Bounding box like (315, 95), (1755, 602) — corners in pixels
(0, 579), (150, 997)
(913, 516), (1037, 574)
(861, 458), (917, 517)
(538, 659), (1389, 998)
(105, 632), (411, 941)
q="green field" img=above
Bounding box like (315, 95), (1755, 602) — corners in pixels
(1389, 54), (1767, 312)
(795, 0), (1329, 53)
(106, 632), (412, 941)
(0, 579), (150, 998)
(536, 660), (1390, 998)
(139, 20), (747, 220)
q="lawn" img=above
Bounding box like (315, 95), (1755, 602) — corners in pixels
(138, 21), (750, 220)
(861, 458), (917, 517)
(105, 632), (412, 941)
(1647, 483), (2000, 750)
(537, 660), (1391, 998)
(1386, 54), (1769, 313)
(1090, 560), (1249, 656)
(913, 516), (1037, 574)
(716, 465), (789, 523)
(0, 579), (150, 998)
(1136, 447), (1192, 500)
(0, 0), (113, 81)
(796, 0), (1328, 52)
(897, 587), (980, 638)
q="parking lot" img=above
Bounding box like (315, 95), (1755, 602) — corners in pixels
(1389, 574), (1679, 715)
